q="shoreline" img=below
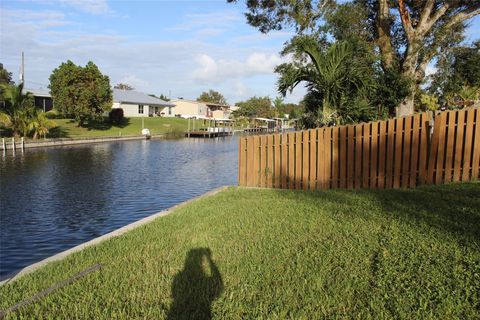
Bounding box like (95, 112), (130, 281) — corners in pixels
(0, 134), (169, 151)
(0, 186), (229, 286)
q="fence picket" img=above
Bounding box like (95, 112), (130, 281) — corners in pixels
(363, 123), (371, 188)
(323, 128), (331, 189)
(393, 118), (404, 188)
(339, 126), (347, 188)
(472, 109), (480, 180)
(462, 109), (475, 181)
(419, 113), (431, 184)
(309, 129), (317, 190)
(295, 132), (303, 189)
(260, 136), (267, 187)
(267, 135), (274, 188)
(252, 136), (260, 187)
(303, 130), (310, 190)
(370, 122), (378, 188)
(246, 137), (254, 186)
(386, 119), (395, 188)
(435, 113), (448, 184)
(444, 111), (456, 182)
(332, 127), (339, 188)
(401, 116), (412, 188)
(347, 125), (355, 189)
(355, 124), (362, 189)
(288, 132), (295, 189)
(453, 110), (465, 182)
(409, 114), (420, 188)
(378, 120), (387, 188)
(274, 134), (281, 188)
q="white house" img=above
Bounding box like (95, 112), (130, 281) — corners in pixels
(112, 89), (174, 117)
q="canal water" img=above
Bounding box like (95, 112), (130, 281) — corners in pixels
(0, 137), (238, 279)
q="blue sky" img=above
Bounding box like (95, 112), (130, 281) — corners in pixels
(1, 1), (479, 104)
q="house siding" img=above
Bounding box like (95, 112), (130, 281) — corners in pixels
(114, 102), (150, 117)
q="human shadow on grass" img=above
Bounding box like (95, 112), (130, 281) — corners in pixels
(167, 248), (223, 320)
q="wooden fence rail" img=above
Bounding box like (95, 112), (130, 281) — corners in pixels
(238, 108), (480, 189)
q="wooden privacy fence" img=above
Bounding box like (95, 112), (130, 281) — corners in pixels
(238, 108), (480, 190)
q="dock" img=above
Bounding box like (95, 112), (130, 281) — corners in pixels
(186, 130), (232, 138)
(185, 117), (235, 138)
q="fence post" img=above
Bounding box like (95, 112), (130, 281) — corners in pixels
(12, 137), (15, 150)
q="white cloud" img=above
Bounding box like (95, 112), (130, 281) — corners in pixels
(168, 10), (242, 32)
(59, 0), (111, 15)
(192, 52), (284, 82)
(1, 8), (71, 28)
(195, 28), (228, 38)
(246, 53), (283, 73)
(192, 55), (218, 80)
(116, 75), (149, 90)
(232, 81), (251, 98)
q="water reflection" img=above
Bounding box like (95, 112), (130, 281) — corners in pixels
(0, 137), (238, 279)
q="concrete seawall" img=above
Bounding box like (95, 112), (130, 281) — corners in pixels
(1, 135), (166, 150)
(0, 186), (228, 286)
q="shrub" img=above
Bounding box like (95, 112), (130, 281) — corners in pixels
(45, 109), (63, 119)
(109, 108), (124, 124)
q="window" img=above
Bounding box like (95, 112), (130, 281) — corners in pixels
(138, 105), (144, 114)
(168, 107), (172, 115)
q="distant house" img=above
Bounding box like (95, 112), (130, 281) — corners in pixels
(164, 99), (231, 119)
(112, 89), (174, 117)
(25, 89), (53, 112)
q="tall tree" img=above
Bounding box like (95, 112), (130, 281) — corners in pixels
(0, 64), (14, 107)
(49, 61), (112, 126)
(0, 64), (14, 85)
(159, 93), (170, 101)
(229, 0), (480, 117)
(114, 83), (134, 90)
(233, 96), (274, 118)
(430, 40), (480, 99)
(197, 90), (228, 105)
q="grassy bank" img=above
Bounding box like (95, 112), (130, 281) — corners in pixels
(46, 117), (207, 139)
(1, 183), (479, 319)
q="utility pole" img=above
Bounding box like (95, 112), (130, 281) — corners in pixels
(19, 52), (25, 85)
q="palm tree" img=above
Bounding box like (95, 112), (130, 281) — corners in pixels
(276, 37), (374, 126)
(28, 109), (57, 139)
(0, 83), (56, 138)
(0, 83), (35, 137)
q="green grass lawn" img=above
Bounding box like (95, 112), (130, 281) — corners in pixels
(45, 117), (207, 139)
(1, 183), (479, 319)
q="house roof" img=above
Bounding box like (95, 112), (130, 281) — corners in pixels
(204, 102), (229, 108)
(24, 88), (51, 98)
(170, 98), (230, 109)
(114, 89), (174, 107)
(256, 117), (276, 122)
